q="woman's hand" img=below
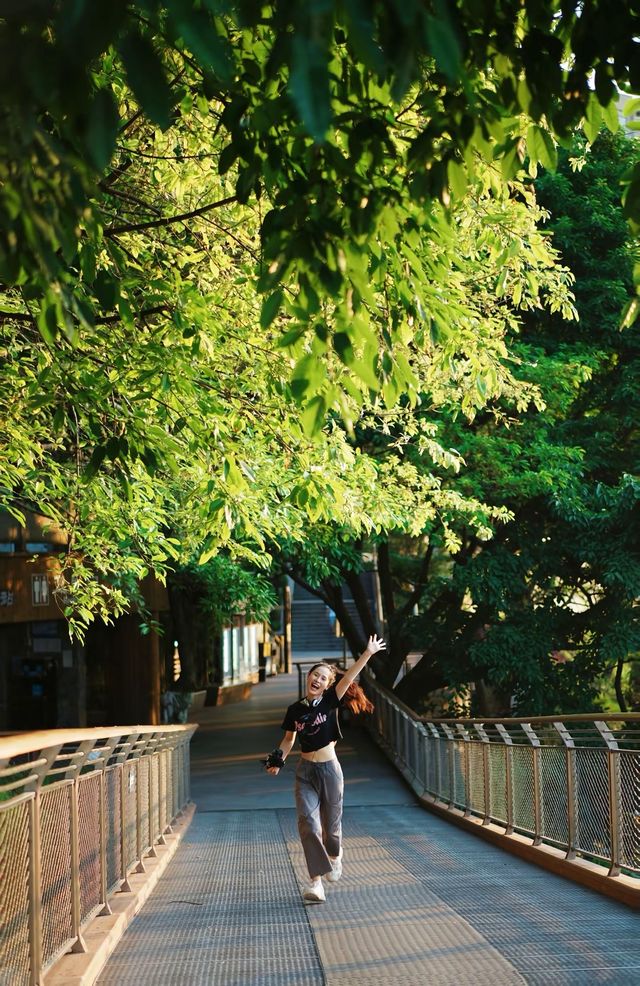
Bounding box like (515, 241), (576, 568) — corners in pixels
(365, 634), (386, 656)
(266, 766), (280, 775)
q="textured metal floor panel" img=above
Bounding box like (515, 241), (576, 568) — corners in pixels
(327, 804), (640, 986)
(96, 675), (640, 986)
(278, 807), (527, 986)
(97, 810), (324, 986)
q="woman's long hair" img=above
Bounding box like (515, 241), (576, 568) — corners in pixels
(308, 663), (374, 715)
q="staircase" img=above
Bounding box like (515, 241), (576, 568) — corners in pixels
(291, 577), (379, 658)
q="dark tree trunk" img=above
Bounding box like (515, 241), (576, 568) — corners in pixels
(615, 655), (628, 713)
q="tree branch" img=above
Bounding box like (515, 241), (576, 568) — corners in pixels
(104, 195), (237, 236)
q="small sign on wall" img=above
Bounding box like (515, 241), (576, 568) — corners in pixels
(32, 574), (50, 606)
(0, 589), (14, 606)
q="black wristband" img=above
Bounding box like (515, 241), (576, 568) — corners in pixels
(263, 748), (285, 769)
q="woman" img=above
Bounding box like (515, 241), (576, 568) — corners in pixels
(265, 634), (386, 903)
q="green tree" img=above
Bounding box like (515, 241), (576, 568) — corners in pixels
(1, 50), (577, 632)
(390, 131), (640, 714)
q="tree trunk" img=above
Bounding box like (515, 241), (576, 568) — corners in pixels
(614, 655), (628, 713)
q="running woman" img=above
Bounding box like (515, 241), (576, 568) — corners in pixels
(264, 634), (386, 903)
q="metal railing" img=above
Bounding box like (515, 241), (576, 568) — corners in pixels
(0, 724), (196, 986)
(364, 673), (640, 883)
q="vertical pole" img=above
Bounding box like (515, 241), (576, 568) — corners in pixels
(455, 724), (471, 817)
(147, 752), (158, 858)
(473, 724), (492, 825)
(283, 583), (292, 674)
(441, 724), (455, 808)
(99, 770), (112, 915)
(594, 722), (622, 877)
(119, 763), (132, 892)
(69, 781), (87, 953)
(135, 760), (146, 874)
(554, 721), (577, 860)
(427, 723), (441, 800)
(495, 724), (514, 835)
(28, 793), (42, 986)
(521, 723), (543, 846)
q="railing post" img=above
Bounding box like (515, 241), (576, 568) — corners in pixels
(119, 763), (132, 892)
(441, 723), (455, 808)
(135, 760), (146, 874)
(455, 723), (472, 816)
(521, 723), (543, 846)
(147, 750), (158, 858)
(98, 770), (112, 916)
(69, 780), (88, 953)
(495, 724), (514, 835)
(594, 721), (622, 877)
(473, 723), (492, 825)
(28, 793), (43, 986)
(554, 721), (577, 860)
(426, 722), (441, 798)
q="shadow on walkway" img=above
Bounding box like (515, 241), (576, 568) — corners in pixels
(98, 673), (640, 986)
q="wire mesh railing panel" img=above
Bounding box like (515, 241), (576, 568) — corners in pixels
(620, 752), (640, 873)
(489, 745), (508, 825)
(511, 746), (536, 835)
(78, 773), (102, 922)
(574, 748), (611, 862)
(468, 744), (486, 816)
(123, 763), (138, 873)
(104, 767), (122, 893)
(0, 798), (32, 986)
(138, 757), (151, 855)
(452, 740), (466, 808)
(540, 747), (569, 846)
(40, 784), (74, 967)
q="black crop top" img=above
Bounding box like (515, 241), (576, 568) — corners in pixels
(281, 684), (344, 753)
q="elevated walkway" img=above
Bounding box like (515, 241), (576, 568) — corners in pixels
(97, 674), (640, 985)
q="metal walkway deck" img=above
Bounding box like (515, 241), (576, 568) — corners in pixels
(97, 674), (640, 986)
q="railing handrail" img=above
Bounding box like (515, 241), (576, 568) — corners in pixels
(0, 723), (197, 762)
(363, 671), (640, 908)
(421, 713), (640, 725)
(363, 671), (640, 729)
(0, 721), (196, 984)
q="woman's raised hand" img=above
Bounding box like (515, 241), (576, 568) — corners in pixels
(366, 634), (386, 656)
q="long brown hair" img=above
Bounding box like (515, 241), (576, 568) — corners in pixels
(308, 664), (374, 715)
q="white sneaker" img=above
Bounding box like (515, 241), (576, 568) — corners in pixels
(326, 852), (343, 883)
(303, 877), (325, 903)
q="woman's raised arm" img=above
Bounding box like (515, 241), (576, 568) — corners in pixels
(335, 635), (386, 701)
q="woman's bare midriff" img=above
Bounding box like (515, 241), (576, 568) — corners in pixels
(300, 741), (337, 763)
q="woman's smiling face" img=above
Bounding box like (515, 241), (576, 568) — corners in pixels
(306, 665), (332, 700)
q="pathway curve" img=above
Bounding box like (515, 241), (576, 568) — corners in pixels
(97, 673), (640, 986)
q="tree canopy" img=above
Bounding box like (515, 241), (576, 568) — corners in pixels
(1, 0), (638, 689)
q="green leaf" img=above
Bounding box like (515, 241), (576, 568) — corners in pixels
(583, 94), (602, 144)
(300, 394), (327, 437)
(119, 32), (173, 130)
(289, 35), (331, 141)
(166, 4), (234, 81)
(526, 125), (557, 171)
(426, 11), (462, 81)
(260, 289), (284, 329)
(86, 88), (119, 170)
(82, 446), (108, 483)
(620, 297), (640, 330)
(601, 98), (619, 135)
(291, 353), (326, 401)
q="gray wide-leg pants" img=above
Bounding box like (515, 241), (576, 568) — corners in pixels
(295, 758), (344, 878)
